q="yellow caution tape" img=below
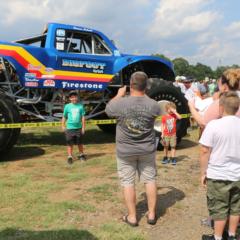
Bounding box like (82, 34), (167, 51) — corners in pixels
(0, 114), (191, 129)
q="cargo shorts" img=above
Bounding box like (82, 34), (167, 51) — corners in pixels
(116, 152), (157, 186)
(207, 179), (240, 220)
(162, 135), (176, 148)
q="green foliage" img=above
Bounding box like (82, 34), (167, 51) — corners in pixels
(152, 53), (171, 62)
(153, 54), (240, 80)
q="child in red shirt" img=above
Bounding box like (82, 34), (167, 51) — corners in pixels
(161, 102), (182, 165)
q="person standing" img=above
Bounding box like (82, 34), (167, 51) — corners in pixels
(62, 91), (86, 164)
(161, 102), (182, 165)
(105, 71), (161, 226)
(200, 91), (240, 240)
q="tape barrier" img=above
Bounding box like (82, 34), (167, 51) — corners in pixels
(0, 114), (191, 129)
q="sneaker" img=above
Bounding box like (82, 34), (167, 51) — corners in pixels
(78, 154), (86, 161)
(202, 235), (215, 240)
(67, 156), (73, 165)
(171, 158), (177, 165)
(161, 157), (169, 164)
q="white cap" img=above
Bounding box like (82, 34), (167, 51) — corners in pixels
(175, 76), (181, 81)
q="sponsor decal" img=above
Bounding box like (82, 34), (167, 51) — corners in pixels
(56, 37), (65, 42)
(45, 67), (54, 73)
(56, 42), (64, 51)
(43, 79), (55, 87)
(62, 59), (106, 71)
(41, 74), (55, 78)
(56, 29), (65, 37)
(114, 50), (121, 56)
(27, 64), (42, 71)
(73, 26), (93, 32)
(25, 81), (38, 87)
(25, 72), (38, 82)
(25, 73), (36, 78)
(62, 81), (103, 90)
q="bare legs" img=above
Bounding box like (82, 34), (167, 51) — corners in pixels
(123, 181), (157, 223)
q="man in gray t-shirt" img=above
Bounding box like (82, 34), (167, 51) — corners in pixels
(105, 71), (161, 226)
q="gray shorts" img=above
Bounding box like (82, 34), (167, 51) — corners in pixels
(117, 152), (157, 186)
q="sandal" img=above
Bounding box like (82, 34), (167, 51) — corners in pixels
(122, 215), (138, 227)
(147, 215), (157, 225)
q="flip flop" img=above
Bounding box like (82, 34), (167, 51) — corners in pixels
(147, 215), (157, 225)
(122, 215), (138, 227)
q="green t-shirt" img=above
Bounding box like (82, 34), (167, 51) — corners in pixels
(63, 103), (85, 129)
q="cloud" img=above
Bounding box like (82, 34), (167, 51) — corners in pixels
(225, 21), (240, 39)
(150, 0), (219, 38)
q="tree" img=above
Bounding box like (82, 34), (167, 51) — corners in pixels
(194, 63), (213, 81)
(152, 53), (171, 62)
(172, 58), (189, 76)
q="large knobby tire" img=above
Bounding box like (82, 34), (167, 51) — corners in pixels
(147, 79), (190, 149)
(97, 113), (116, 134)
(0, 95), (21, 156)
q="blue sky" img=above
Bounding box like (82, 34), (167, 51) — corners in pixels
(0, 0), (239, 68)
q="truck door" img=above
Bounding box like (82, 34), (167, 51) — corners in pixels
(54, 29), (115, 91)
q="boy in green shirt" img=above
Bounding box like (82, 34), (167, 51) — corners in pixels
(62, 91), (86, 164)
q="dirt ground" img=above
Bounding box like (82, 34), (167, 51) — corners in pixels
(1, 129), (216, 240)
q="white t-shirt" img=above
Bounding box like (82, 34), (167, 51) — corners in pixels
(199, 116), (240, 181)
(184, 84), (198, 100)
(194, 97), (213, 115)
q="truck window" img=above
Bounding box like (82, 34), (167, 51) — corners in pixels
(55, 29), (111, 55)
(93, 35), (111, 55)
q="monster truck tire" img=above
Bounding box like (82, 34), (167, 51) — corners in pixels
(147, 79), (190, 149)
(97, 113), (116, 134)
(0, 94), (21, 156)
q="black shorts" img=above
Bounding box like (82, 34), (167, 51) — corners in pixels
(65, 129), (83, 145)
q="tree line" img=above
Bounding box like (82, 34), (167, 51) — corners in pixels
(153, 54), (240, 81)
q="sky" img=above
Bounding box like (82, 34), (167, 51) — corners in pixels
(0, 0), (239, 69)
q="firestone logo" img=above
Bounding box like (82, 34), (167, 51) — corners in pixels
(62, 82), (103, 89)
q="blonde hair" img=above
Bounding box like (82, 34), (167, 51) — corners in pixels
(165, 101), (176, 111)
(221, 68), (240, 90)
(219, 91), (240, 115)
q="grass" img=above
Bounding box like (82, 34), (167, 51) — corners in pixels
(0, 126), (146, 240)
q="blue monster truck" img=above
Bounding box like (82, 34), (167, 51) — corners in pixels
(0, 23), (189, 155)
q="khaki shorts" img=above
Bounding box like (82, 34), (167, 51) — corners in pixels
(117, 152), (157, 186)
(207, 179), (240, 220)
(162, 135), (176, 148)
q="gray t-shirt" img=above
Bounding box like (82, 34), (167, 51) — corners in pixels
(105, 95), (161, 157)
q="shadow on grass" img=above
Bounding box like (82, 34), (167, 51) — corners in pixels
(136, 186), (185, 222)
(1, 146), (45, 162)
(0, 228), (98, 240)
(18, 129), (115, 146)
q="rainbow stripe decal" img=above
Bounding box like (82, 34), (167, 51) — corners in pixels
(0, 44), (114, 90)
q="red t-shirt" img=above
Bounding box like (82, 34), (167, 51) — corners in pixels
(162, 114), (177, 136)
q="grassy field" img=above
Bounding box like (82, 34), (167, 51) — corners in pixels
(0, 126), (147, 240)
(0, 126), (217, 240)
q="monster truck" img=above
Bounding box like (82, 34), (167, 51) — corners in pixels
(0, 23), (189, 155)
